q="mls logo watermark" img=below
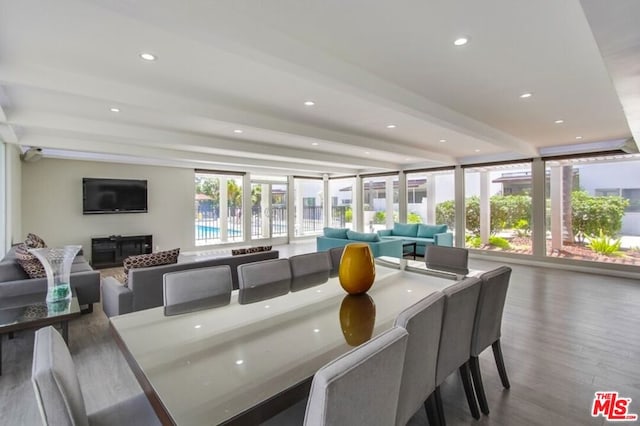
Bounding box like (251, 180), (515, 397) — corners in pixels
(592, 392), (638, 422)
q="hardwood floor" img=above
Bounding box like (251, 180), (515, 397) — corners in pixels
(1, 250), (638, 425)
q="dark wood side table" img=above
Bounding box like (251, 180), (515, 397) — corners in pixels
(0, 292), (81, 375)
(402, 241), (417, 260)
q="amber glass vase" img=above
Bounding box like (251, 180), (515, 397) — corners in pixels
(338, 243), (376, 295)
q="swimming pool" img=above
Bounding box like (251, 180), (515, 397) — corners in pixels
(195, 225), (242, 237)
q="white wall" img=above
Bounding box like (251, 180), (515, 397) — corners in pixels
(21, 158), (196, 261)
(5, 144), (22, 249)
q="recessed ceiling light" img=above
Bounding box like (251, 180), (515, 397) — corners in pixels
(109, 107), (120, 113)
(304, 100), (315, 106)
(139, 52), (156, 61)
(554, 119), (564, 124)
(453, 37), (469, 46)
(439, 139), (447, 143)
(311, 142), (319, 146)
(365, 151), (371, 155)
(235, 360), (244, 365)
(386, 124), (397, 129)
(474, 149), (480, 152)
(575, 136), (583, 140)
(519, 92), (533, 99)
(233, 129), (243, 134)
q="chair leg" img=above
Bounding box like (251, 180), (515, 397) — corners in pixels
(434, 386), (446, 426)
(425, 393), (441, 426)
(469, 356), (490, 415)
(459, 362), (480, 420)
(492, 340), (510, 389)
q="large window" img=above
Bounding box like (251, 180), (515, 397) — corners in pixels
(294, 177), (324, 236)
(195, 172), (243, 245)
(464, 163), (533, 254)
(250, 175), (288, 240)
(405, 169), (456, 235)
(545, 154), (640, 265)
(329, 177), (355, 229)
(362, 174), (398, 232)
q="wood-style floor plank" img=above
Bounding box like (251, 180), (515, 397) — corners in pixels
(1, 255), (638, 425)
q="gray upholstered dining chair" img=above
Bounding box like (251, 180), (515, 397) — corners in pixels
(434, 276), (483, 425)
(328, 246), (345, 278)
(304, 326), (408, 425)
(238, 258), (292, 290)
(32, 326), (160, 426)
(289, 252), (332, 291)
(262, 326), (409, 426)
(425, 245), (470, 279)
(469, 265), (513, 415)
(162, 265), (233, 315)
(394, 291), (446, 426)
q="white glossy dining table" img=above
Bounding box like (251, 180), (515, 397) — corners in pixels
(109, 261), (456, 425)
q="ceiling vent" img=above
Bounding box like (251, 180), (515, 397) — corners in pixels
(21, 147), (43, 162)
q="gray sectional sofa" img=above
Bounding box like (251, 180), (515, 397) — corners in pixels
(0, 246), (101, 313)
(101, 250), (279, 317)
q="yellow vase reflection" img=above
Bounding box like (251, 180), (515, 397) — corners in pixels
(339, 294), (376, 346)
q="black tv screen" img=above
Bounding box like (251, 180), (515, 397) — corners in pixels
(83, 178), (148, 214)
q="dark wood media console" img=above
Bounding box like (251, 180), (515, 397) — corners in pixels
(91, 234), (153, 269)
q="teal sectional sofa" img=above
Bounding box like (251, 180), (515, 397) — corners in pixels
(316, 227), (403, 258)
(377, 222), (453, 256)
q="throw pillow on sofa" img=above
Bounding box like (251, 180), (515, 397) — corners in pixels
(323, 227), (349, 239)
(417, 224), (448, 238)
(231, 246), (272, 256)
(123, 248), (180, 285)
(25, 232), (47, 249)
(346, 230), (380, 242)
(14, 243), (46, 279)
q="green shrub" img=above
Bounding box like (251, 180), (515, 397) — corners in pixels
(571, 191), (629, 243)
(465, 235), (511, 250)
(466, 235), (481, 248)
(407, 212), (423, 224)
(514, 219), (530, 237)
(373, 211), (386, 224)
(344, 207), (352, 222)
(587, 229), (622, 255)
(436, 200), (455, 229)
(489, 236), (511, 250)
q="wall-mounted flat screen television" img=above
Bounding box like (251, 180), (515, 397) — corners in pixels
(83, 178), (148, 214)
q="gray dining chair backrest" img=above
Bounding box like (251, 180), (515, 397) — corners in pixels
(163, 265), (233, 315)
(289, 252), (331, 280)
(32, 326), (89, 426)
(32, 326), (161, 426)
(471, 266), (512, 356)
(328, 246), (345, 277)
(237, 258), (291, 290)
(425, 245), (470, 276)
(435, 276), (482, 384)
(394, 291), (446, 425)
(304, 327), (409, 426)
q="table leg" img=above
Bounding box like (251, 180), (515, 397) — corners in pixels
(61, 321), (69, 344)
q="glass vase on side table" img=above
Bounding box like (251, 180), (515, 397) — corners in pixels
(29, 245), (81, 308)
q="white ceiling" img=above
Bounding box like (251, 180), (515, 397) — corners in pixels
(0, 0), (638, 176)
